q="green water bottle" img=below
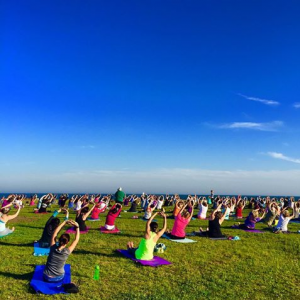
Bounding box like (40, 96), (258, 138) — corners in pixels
(93, 265), (100, 280)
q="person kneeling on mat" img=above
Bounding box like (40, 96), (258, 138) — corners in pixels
(43, 220), (80, 282)
(104, 203), (122, 230)
(0, 203), (21, 236)
(164, 200), (194, 239)
(37, 209), (69, 248)
(194, 202), (230, 238)
(127, 211), (167, 260)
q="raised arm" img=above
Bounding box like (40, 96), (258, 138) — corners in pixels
(146, 212), (159, 236)
(187, 200), (194, 222)
(156, 212), (167, 239)
(210, 203), (223, 220)
(82, 203), (95, 221)
(178, 201), (188, 215)
(50, 219), (67, 246)
(6, 205), (21, 221)
(68, 221), (80, 253)
(219, 207), (230, 224)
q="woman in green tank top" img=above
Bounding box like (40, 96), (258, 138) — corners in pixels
(127, 211), (167, 260)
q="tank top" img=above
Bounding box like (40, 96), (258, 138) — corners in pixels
(197, 204), (208, 219)
(208, 218), (223, 238)
(0, 219), (6, 232)
(91, 207), (101, 219)
(236, 207), (243, 218)
(135, 232), (156, 260)
(75, 214), (86, 231)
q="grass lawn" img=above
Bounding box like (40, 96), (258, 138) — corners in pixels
(0, 203), (300, 300)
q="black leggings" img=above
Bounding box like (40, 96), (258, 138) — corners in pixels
(165, 232), (185, 240)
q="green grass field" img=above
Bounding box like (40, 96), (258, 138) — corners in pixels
(1, 203), (300, 300)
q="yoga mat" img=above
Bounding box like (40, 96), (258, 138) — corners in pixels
(162, 234), (196, 243)
(209, 237), (228, 240)
(232, 226), (264, 233)
(100, 226), (120, 234)
(33, 242), (50, 256)
(242, 229), (264, 233)
(290, 220), (300, 223)
(87, 218), (100, 221)
(116, 249), (171, 267)
(30, 264), (71, 295)
(34, 211), (48, 214)
(65, 227), (90, 234)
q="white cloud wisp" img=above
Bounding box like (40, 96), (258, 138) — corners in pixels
(238, 94), (280, 106)
(267, 152), (300, 164)
(218, 121), (283, 131)
(293, 103), (300, 109)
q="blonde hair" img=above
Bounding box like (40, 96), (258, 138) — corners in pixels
(182, 210), (191, 219)
(283, 210), (290, 217)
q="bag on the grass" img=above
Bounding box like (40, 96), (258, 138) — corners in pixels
(63, 283), (79, 293)
(154, 243), (166, 253)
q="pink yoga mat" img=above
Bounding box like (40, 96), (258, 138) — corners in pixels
(100, 226), (120, 234)
(65, 227), (90, 234)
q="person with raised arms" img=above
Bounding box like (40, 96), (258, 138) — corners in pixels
(194, 202), (230, 238)
(165, 200), (194, 239)
(43, 219), (80, 282)
(0, 203), (21, 236)
(127, 211), (167, 260)
(104, 203), (122, 230)
(37, 208), (69, 248)
(75, 201), (95, 231)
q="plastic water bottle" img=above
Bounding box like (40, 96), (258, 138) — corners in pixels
(93, 265), (100, 280)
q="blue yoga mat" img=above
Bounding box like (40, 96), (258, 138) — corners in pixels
(30, 264), (71, 295)
(33, 242), (50, 256)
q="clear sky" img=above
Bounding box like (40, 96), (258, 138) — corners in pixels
(1, 1), (300, 194)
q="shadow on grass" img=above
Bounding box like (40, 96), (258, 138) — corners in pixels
(73, 249), (120, 257)
(17, 224), (44, 230)
(0, 270), (34, 280)
(119, 233), (142, 238)
(0, 241), (33, 247)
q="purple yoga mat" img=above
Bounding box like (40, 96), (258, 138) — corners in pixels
(117, 249), (171, 267)
(65, 227), (90, 234)
(242, 229), (264, 233)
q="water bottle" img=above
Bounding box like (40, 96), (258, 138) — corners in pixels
(93, 265), (100, 280)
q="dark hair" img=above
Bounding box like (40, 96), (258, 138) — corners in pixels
(111, 204), (121, 214)
(81, 207), (89, 214)
(150, 222), (158, 233)
(59, 233), (70, 246)
(215, 211), (222, 219)
(0, 207), (10, 214)
(49, 217), (60, 229)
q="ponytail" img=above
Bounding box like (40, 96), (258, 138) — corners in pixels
(58, 233), (70, 247)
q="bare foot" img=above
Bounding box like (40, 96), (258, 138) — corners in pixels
(11, 227), (15, 232)
(199, 227), (203, 232)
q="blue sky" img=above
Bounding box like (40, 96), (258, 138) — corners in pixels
(1, 1), (300, 194)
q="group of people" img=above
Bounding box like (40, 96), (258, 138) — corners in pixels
(1, 190), (300, 284)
